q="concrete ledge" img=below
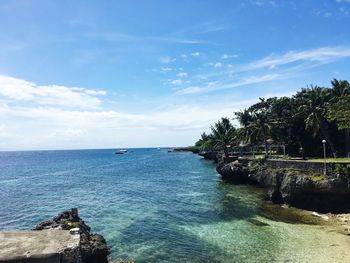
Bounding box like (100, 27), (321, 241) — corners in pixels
(0, 230), (80, 263)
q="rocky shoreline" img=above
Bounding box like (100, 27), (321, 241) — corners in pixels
(194, 150), (350, 234)
(34, 209), (135, 263)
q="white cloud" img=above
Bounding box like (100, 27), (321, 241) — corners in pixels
(190, 52), (200, 57)
(0, 75), (105, 109)
(176, 74), (282, 95)
(174, 46), (350, 96)
(246, 46), (350, 70)
(221, 54), (238, 59)
(269, 1), (278, 7)
(254, 1), (264, 6)
(161, 67), (172, 72)
(159, 56), (176, 64)
(170, 79), (183, 85)
(177, 72), (188, 78)
(0, 81), (256, 150)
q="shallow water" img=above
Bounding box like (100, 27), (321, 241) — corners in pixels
(0, 149), (349, 262)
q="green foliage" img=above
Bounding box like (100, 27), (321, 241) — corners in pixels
(67, 220), (78, 229)
(195, 79), (350, 158)
(334, 164), (350, 177)
(327, 95), (350, 130)
(210, 117), (237, 158)
(248, 160), (266, 174)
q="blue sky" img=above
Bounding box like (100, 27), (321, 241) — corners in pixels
(1, 0), (350, 150)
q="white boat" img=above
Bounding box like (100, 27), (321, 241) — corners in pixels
(115, 150), (127, 154)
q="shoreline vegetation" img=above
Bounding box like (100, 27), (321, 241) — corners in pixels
(177, 79), (350, 237)
(194, 79), (350, 159)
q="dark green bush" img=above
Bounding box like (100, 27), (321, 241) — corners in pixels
(334, 164), (350, 177)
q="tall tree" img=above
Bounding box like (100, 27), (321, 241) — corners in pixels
(296, 86), (337, 157)
(235, 99), (277, 157)
(327, 80), (350, 157)
(247, 112), (275, 157)
(211, 117), (236, 159)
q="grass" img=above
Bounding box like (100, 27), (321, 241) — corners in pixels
(307, 158), (350, 163)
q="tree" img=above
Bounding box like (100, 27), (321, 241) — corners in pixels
(247, 112), (275, 157)
(210, 117), (236, 159)
(327, 80), (350, 157)
(296, 86), (337, 157)
(236, 98), (278, 157)
(235, 109), (254, 144)
(195, 132), (215, 150)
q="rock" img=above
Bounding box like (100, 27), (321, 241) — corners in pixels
(216, 161), (250, 184)
(249, 167), (350, 213)
(214, 157), (350, 212)
(34, 209), (109, 263)
(199, 151), (220, 162)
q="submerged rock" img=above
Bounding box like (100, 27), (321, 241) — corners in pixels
(246, 218), (269, 226)
(35, 209), (109, 263)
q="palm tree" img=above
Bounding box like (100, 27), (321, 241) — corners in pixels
(236, 101), (277, 157)
(211, 117), (236, 159)
(327, 80), (350, 157)
(235, 109), (254, 144)
(296, 86), (337, 158)
(195, 132), (215, 150)
(247, 112), (275, 157)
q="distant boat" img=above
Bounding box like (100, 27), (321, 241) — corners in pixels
(115, 149), (127, 154)
(157, 147), (161, 150)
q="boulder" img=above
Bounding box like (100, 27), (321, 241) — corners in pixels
(216, 161), (250, 184)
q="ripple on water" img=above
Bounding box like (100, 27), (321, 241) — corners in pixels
(0, 149), (349, 262)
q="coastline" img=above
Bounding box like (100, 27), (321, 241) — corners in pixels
(2, 148), (350, 262)
(179, 147), (350, 236)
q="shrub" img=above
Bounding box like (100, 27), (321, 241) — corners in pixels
(248, 159), (266, 173)
(334, 164), (350, 177)
(67, 221), (78, 229)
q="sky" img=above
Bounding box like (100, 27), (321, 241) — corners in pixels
(1, 0), (350, 150)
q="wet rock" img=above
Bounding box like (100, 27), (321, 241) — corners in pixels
(216, 161), (250, 184)
(199, 151), (220, 162)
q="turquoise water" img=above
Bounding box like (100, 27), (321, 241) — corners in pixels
(1, 149), (349, 262)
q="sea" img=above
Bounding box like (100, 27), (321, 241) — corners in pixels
(0, 148), (349, 262)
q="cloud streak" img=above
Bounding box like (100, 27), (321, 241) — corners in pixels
(175, 46), (350, 95)
(176, 74), (282, 95)
(245, 46), (350, 70)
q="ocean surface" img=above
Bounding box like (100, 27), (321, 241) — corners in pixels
(0, 148), (349, 262)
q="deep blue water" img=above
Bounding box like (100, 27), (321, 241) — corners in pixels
(1, 149), (348, 262)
